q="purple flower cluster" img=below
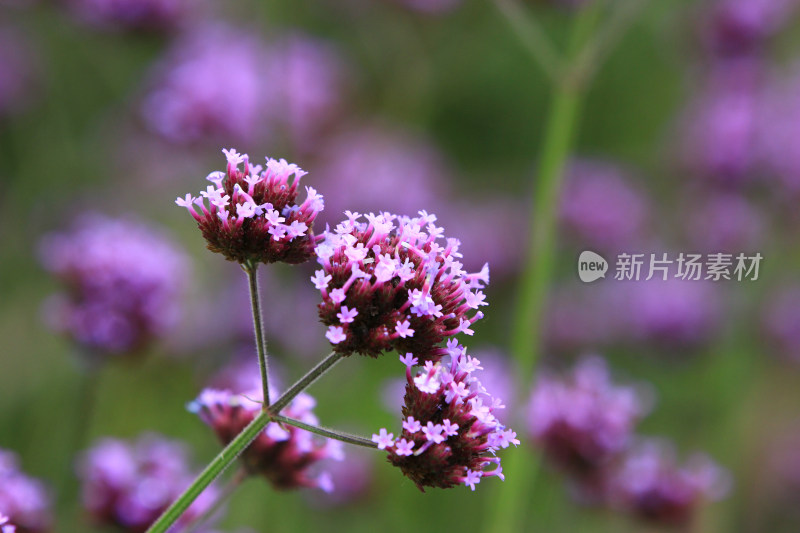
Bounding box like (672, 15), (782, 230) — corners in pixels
(313, 210), (489, 361)
(373, 346), (518, 491)
(609, 440), (730, 526)
(527, 357), (728, 524)
(176, 149), (323, 265)
(78, 434), (220, 532)
(0, 449), (51, 533)
(189, 386), (342, 492)
(39, 214), (189, 356)
(528, 357), (648, 486)
(66, 0), (191, 33)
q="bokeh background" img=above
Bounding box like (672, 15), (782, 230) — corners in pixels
(2, 0), (800, 531)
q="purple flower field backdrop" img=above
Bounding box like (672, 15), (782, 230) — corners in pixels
(1, 0), (800, 531)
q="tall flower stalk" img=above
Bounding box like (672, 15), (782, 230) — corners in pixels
(485, 0), (647, 530)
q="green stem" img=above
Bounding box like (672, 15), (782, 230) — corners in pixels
(492, 0), (561, 82)
(146, 350), (347, 533)
(269, 351), (344, 414)
(245, 264), (270, 407)
(146, 410), (271, 533)
(485, 4), (605, 533)
(273, 415), (378, 449)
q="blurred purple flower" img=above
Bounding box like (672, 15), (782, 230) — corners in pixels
(66, 0), (194, 33)
(0, 449), (51, 533)
(265, 35), (349, 153)
(312, 123), (452, 223)
(620, 278), (722, 350)
(762, 285), (800, 364)
(387, 0), (462, 14)
(559, 160), (649, 253)
(0, 27), (38, 117)
(683, 192), (765, 253)
(39, 214), (189, 358)
(142, 25), (272, 145)
(544, 283), (623, 354)
(609, 439), (730, 526)
(437, 197), (527, 277)
(679, 58), (763, 185)
(308, 446), (373, 507)
(189, 382), (342, 493)
(141, 27), (348, 149)
(758, 64), (800, 195)
(78, 434), (221, 532)
(702, 0), (795, 57)
(528, 356), (650, 488)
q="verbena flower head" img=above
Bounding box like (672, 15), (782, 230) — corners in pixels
(189, 384), (341, 492)
(0, 449), (51, 533)
(78, 434), (220, 532)
(313, 211), (489, 361)
(609, 439), (730, 526)
(528, 356), (649, 483)
(177, 149), (323, 265)
(0, 514), (15, 533)
(374, 345), (518, 492)
(39, 214), (189, 357)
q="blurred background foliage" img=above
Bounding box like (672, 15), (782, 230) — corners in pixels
(1, 0), (800, 532)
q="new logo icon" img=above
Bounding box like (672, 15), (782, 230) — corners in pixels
(578, 250), (608, 283)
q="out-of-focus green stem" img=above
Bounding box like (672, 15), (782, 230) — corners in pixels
(146, 349), (347, 533)
(493, 0), (561, 81)
(485, 3), (605, 532)
(146, 410), (271, 533)
(183, 468), (247, 533)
